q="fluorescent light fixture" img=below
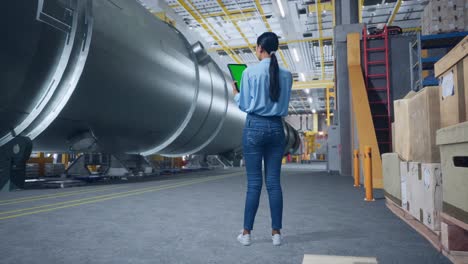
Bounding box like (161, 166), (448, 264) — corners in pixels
(312, 109), (317, 113)
(292, 48), (300, 62)
(300, 73), (305, 82)
(308, 97), (313, 103)
(277, 0), (285, 18)
(304, 88), (310, 94)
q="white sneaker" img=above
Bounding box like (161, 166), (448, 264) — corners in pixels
(272, 234), (281, 246)
(237, 233), (251, 246)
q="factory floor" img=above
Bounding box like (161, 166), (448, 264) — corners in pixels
(0, 164), (450, 264)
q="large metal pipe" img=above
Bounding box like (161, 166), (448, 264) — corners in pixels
(0, 0), (300, 156)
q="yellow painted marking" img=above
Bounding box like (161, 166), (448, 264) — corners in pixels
(0, 172), (241, 220)
(0, 178), (201, 215)
(0, 185), (128, 206)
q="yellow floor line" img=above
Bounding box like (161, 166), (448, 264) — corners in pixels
(0, 185), (129, 206)
(0, 172), (241, 220)
(0, 178), (208, 215)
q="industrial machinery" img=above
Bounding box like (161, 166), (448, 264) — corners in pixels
(0, 0), (300, 189)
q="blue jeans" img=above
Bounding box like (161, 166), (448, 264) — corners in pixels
(242, 114), (285, 231)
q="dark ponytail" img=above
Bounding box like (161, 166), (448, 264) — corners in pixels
(257, 32), (280, 102)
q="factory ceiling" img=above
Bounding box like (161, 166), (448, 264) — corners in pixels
(139, 0), (428, 114)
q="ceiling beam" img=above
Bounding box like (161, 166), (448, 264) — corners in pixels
(175, 0), (244, 64)
(203, 7), (257, 18)
(387, 0), (403, 25)
(208, 37), (334, 52)
(314, 0), (326, 79)
(215, 0), (257, 57)
(292, 80), (334, 90)
(253, 0), (290, 69)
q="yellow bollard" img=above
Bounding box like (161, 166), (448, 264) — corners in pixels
(353, 150), (360, 187)
(364, 146), (375, 202)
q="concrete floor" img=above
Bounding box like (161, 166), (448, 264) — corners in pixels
(0, 166), (450, 264)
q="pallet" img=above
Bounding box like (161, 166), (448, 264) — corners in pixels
(386, 198), (468, 264)
(386, 197), (442, 250)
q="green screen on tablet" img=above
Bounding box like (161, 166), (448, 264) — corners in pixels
(228, 64), (247, 92)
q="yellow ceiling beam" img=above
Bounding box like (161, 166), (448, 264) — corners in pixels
(208, 37), (334, 52)
(308, 2), (333, 13)
(253, 0), (289, 69)
(215, 0), (256, 55)
(332, 0), (336, 27)
(175, 0), (243, 64)
(387, 0), (403, 25)
(292, 80), (334, 90)
(204, 7), (257, 18)
(359, 0), (363, 23)
(315, 0), (326, 80)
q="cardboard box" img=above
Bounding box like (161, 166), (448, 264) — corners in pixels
(394, 92), (415, 161)
(407, 162), (424, 220)
(437, 121), (468, 225)
(421, 163), (443, 231)
(393, 87), (441, 162)
(400, 161), (410, 211)
(422, 0), (466, 34)
(382, 153), (402, 206)
(409, 86), (441, 162)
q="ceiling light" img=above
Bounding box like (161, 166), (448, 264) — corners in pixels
(292, 48), (300, 62)
(277, 0), (285, 18)
(312, 109), (317, 114)
(300, 73), (305, 82)
(305, 88), (310, 94)
(308, 97), (313, 103)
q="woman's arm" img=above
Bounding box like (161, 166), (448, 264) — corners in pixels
(234, 70), (252, 112)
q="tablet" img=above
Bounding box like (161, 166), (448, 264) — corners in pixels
(228, 64), (247, 92)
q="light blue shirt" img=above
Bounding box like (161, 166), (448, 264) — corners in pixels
(234, 58), (293, 117)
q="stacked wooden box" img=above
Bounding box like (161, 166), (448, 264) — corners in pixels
(434, 36), (468, 255)
(389, 85), (443, 233)
(383, 36), (468, 262)
(421, 0), (467, 35)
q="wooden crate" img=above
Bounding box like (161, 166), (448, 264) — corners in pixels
(441, 213), (468, 252)
(435, 36), (468, 128)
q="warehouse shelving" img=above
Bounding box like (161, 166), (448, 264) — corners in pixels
(410, 31), (468, 91)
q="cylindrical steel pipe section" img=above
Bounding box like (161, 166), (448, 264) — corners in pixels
(0, 0), (300, 157)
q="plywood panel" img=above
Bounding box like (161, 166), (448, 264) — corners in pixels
(435, 36), (468, 77)
(440, 64), (467, 128)
(464, 57), (468, 121)
(302, 255), (378, 264)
